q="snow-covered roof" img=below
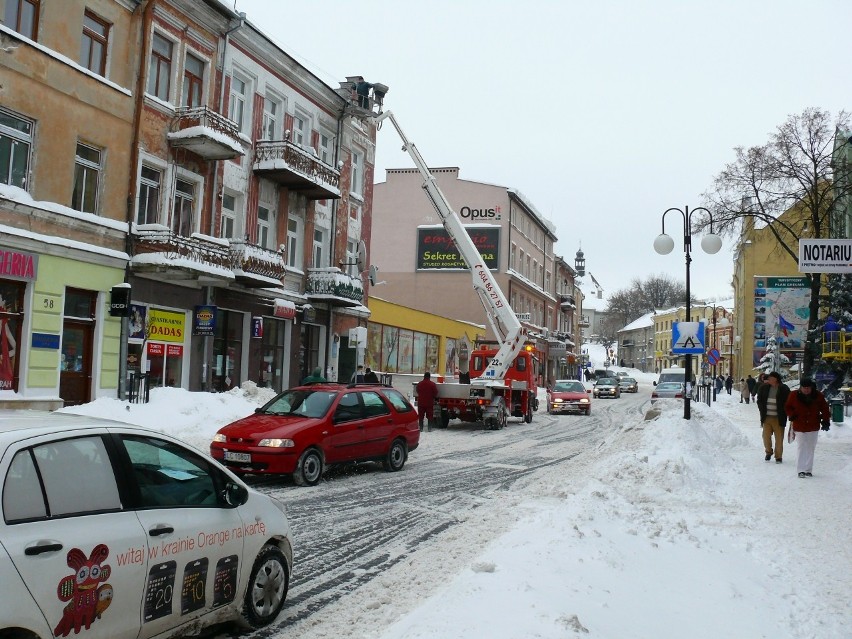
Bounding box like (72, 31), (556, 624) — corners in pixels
(618, 311), (655, 333)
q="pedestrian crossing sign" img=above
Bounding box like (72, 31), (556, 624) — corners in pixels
(672, 321), (705, 354)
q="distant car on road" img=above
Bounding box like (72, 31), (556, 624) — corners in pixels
(651, 382), (685, 403)
(593, 377), (621, 399)
(618, 376), (639, 393)
(211, 383), (420, 486)
(546, 379), (592, 415)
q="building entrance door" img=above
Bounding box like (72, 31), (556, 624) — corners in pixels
(60, 323), (93, 406)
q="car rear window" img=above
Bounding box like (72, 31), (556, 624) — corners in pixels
(383, 388), (414, 413)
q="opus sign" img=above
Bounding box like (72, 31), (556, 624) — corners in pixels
(417, 226), (500, 270)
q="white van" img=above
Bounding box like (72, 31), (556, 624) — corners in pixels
(656, 367), (686, 386)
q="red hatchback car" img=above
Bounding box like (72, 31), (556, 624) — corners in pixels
(211, 383), (420, 486)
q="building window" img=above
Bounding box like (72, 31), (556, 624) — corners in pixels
(346, 239), (357, 277)
(351, 148), (363, 196)
(286, 218), (302, 269)
(257, 179), (276, 248)
(171, 179), (194, 236)
(80, 10), (109, 76)
(229, 75), (248, 132)
(262, 95), (281, 140)
(313, 229), (324, 268)
(292, 113), (308, 147)
(0, 108), (33, 190)
(221, 192), (238, 239)
(72, 143), (100, 214)
(319, 130), (333, 164)
(257, 205), (271, 248)
(136, 165), (161, 225)
(181, 53), (204, 108)
(4, 0), (38, 39)
(147, 32), (172, 101)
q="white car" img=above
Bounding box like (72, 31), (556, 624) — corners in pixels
(0, 411), (293, 639)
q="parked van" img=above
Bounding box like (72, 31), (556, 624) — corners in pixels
(656, 367), (686, 386)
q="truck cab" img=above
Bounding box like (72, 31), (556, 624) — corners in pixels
(469, 344), (539, 422)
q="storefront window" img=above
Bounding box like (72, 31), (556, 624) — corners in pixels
(365, 322), (441, 375)
(260, 317), (286, 391)
(213, 309), (243, 392)
(0, 282), (24, 391)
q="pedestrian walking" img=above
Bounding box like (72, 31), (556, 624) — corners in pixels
(363, 367), (379, 383)
(416, 371), (439, 431)
(739, 378), (751, 404)
(756, 371), (790, 463)
(746, 374), (758, 401)
(724, 375), (734, 395)
(715, 375), (724, 396)
(784, 378), (831, 478)
(302, 366), (327, 384)
(350, 365), (365, 383)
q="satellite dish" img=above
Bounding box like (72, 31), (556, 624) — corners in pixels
(369, 264), (379, 286)
(356, 240), (367, 272)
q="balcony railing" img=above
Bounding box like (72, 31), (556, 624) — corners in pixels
(130, 227), (233, 280)
(306, 267), (364, 306)
(229, 239), (286, 287)
(167, 106), (245, 160)
(559, 294), (576, 310)
(254, 138), (341, 200)
(578, 315), (591, 327)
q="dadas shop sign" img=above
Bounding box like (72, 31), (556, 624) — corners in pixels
(417, 226), (500, 270)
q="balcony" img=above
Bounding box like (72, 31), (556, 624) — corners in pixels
(306, 267), (364, 307)
(130, 227), (234, 284)
(559, 294), (576, 310)
(229, 240), (286, 288)
(578, 315), (591, 328)
(167, 107), (245, 160)
(254, 138), (341, 200)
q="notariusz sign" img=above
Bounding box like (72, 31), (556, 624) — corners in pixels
(799, 239), (852, 273)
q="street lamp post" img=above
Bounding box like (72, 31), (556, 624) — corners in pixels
(653, 206), (722, 420)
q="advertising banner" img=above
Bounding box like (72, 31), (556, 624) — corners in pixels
(416, 226), (500, 270)
(753, 276), (810, 366)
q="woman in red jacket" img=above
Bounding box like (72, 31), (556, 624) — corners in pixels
(784, 378), (831, 478)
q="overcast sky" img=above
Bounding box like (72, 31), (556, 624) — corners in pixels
(233, 0), (852, 303)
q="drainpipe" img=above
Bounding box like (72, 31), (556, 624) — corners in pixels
(119, 0), (153, 399)
(326, 94), (348, 378)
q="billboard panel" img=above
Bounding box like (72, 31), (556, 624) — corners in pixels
(753, 276), (810, 365)
(416, 226), (500, 270)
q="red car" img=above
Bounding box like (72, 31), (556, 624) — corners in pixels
(211, 383), (420, 486)
(546, 379), (592, 415)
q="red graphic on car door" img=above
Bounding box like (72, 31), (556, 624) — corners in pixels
(53, 544), (113, 636)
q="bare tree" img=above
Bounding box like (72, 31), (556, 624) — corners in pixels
(702, 108), (852, 378)
(606, 274), (688, 327)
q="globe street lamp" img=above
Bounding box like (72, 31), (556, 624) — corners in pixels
(653, 206), (722, 419)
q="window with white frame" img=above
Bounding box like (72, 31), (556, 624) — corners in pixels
(256, 179), (276, 248)
(346, 239), (357, 277)
(229, 74), (249, 133)
(319, 129), (334, 164)
(171, 179), (195, 236)
(72, 142), (101, 214)
(221, 192), (239, 238)
(351, 147), (363, 196)
(292, 111), (309, 147)
(0, 108), (33, 190)
(286, 217), (301, 269)
(510, 243), (516, 270)
(313, 228), (324, 268)
(147, 32), (172, 101)
(136, 165), (161, 225)
(182, 52), (204, 108)
(262, 94), (282, 140)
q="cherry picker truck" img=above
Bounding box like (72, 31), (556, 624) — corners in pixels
(375, 111), (539, 430)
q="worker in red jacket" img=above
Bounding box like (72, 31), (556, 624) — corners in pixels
(784, 378), (831, 478)
(416, 371), (439, 432)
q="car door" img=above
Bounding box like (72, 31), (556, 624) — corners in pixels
(327, 391), (368, 462)
(358, 391), (395, 458)
(1, 434), (149, 639)
(116, 434), (246, 639)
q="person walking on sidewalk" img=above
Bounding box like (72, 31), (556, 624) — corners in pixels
(416, 371), (439, 431)
(739, 378), (751, 404)
(746, 374), (757, 401)
(756, 371), (790, 463)
(724, 375), (734, 395)
(784, 378), (831, 478)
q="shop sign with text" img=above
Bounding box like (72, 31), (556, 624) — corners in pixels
(416, 226), (500, 270)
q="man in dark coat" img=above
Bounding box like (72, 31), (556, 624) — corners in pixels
(746, 374), (758, 400)
(724, 375), (734, 395)
(756, 371), (791, 463)
(363, 367), (379, 383)
(416, 371), (439, 431)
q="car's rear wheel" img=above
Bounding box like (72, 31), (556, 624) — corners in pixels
(242, 545), (289, 628)
(383, 438), (407, 471)
(292, 448), (323, 486)
(440, 408), (450, 428)
(524, 401), (533, 423)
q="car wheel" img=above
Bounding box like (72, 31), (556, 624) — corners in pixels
(524, 403), (533, 423)
(585, 408), (591, 416)
(292, 448), (323, 486)
(440, 408), (450, 429)
(242, 545), (289, 628)
(383, 438), (407, 472)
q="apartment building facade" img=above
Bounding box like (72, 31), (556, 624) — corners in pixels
(0, 0), (379, 407)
